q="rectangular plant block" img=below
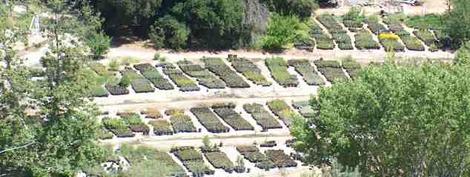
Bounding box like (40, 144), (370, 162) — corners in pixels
(134, 63), (174, 90)
(202, 58), (250, 88)
(313, 60), (348, 84)
(120, 113), (150, 135)
(149, 120), (173, 135)
(102, 118), (135, 138)
(121, 69), (155, 93)
(265, 150), (298, 168)
(228, 57), (271, 86)
(243, 103), (282, 130)
(177, 60), (226, 89)
(190, 107), (230, 133)
(161, 63), (200, 92)
(169, 114), (197, 133)
(265, 57), (299, 87)
(288, 59), (325, 85)
(267, 99), (299, 127)
(212, 107), (254, 131)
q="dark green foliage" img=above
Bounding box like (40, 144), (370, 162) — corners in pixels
(309, 20), (335, 50)
(292, 63), (470, 176)
(149, 15), (189, 50)
(177, 60), (226, 89)
(265, 57), (299, 87)
(202, 58), (250, 88)
(288, 59), (325, 85)
(342, 7), (364, 32)
(134, 63), (174, 90)
(228, 57), (271, 86)
(86, 32), (111, 59)
(341, 58), (361, 79)
(212, 107), (254, 131)
(95, 0), (163, 35)
(446, 0), (470, 43)
(365, 16), (386, 34)
(314, 60), (348, 83)
(190, 107), (230, 133)
(243, 103), (283, 130)
(262, 0), (318, 18)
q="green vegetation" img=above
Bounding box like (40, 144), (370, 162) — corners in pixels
(293, 60), (470, 176)
(261, 14), (310, 51)
(265, 57), (299, 87)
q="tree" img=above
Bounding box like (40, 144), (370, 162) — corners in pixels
(292, 61), (470, 176)
(261, 14), (309, 51)
(1, 1), (105, 176)
(446, 0), (470, 43)
(262, 0), (318, 18)
(149, 15), (189, 50)
(86, 32), (111, 59)
(454, 42), (470, 65)
(95, 0), (163, 36)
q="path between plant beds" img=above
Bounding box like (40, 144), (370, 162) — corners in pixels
(103, 42), (454, 65)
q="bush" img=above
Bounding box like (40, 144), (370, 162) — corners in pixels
(177, 60), (226, 89)
(190, 107), (230, 133)
(149, 15), (189, 50)
(86, 32), (111, 60)
(380, 38), (405, 52)
(365, 16), (387, 34)
(202, 58), (250, 88)
(228, 57), (271, 86)
(265, 57), (299, 87)
(342, 58), (362, 79)
(261, 14), (309, 51)
(288, 59), (325, 85)
(413, 29), (437, 47)
(342, 7), (364, 32)
(243, 103), (283, 130)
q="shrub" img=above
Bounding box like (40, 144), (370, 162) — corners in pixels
(288, 59), (325, 85)
(86, 32), (111, 60)
(400, 35), (425, 51)
(149, 15), (189, 50)
(243, 103), (283, 130)
(202, 58), (250, 88)
(342, 7), (364, 32)
(190, 107), (230, 133)
(265, 57), (299, 87)
(380, 38), (405, 52)
(365, 16), (387, 34)
(342, 58), (362, 79)
(177, 60), (226, 89)
(261, 14), (309, 51)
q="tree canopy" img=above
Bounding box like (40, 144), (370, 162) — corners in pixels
(292, 61), (470, 176)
